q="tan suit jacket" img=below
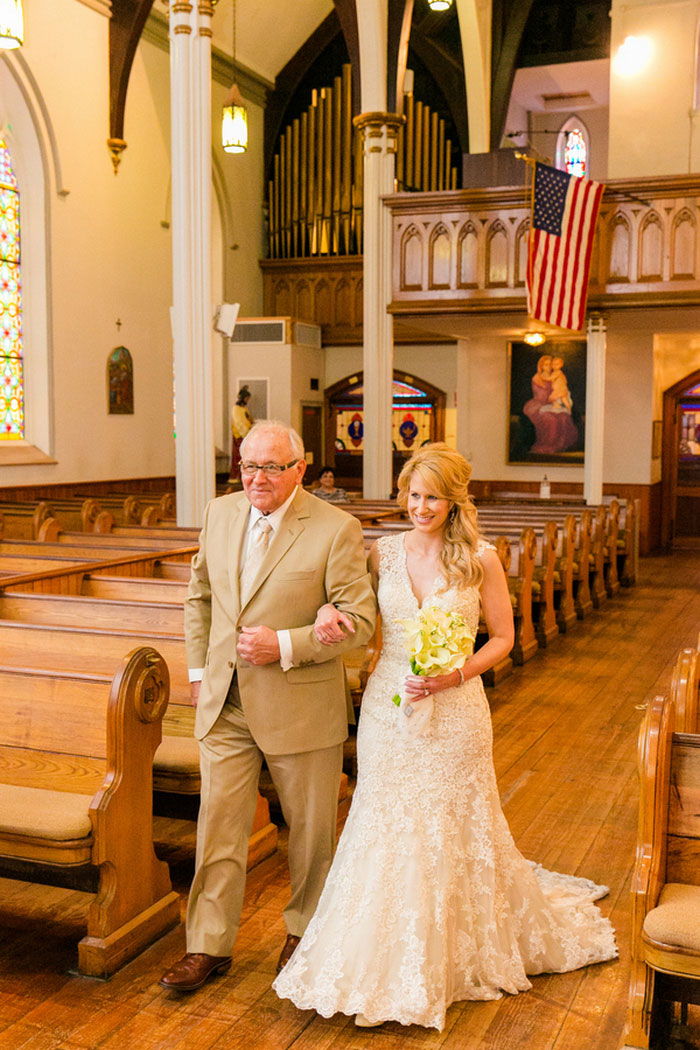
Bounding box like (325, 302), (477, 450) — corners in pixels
(185, 487), (376, 753)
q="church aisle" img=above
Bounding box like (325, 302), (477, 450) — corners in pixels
(0, 551), (698, 1050)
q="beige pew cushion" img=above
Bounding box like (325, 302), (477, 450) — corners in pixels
(154, 736), (200, 773)
(643, 883), (700, 950)
(0, 784), (93, 840)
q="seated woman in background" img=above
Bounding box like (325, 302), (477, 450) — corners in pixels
(313, 465), (348, 502)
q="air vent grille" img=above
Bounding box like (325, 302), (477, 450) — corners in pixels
(232, 321), (286, 344)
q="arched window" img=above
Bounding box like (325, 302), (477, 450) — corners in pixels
(0, 56), (51, 463)
(555, 116), (590, 178)
(563, 128), (587, 177)
(0, 138), (22, 439)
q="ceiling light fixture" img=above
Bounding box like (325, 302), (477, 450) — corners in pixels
(222, 0), (248, 154)
(0, 0), (23, 49)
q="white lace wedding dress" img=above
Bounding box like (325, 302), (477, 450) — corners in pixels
(273, 533), (617, 1030)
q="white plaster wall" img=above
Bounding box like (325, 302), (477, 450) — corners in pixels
(217, 84), (264, 317)
(603, 322), (655, 485)
(609, 0), (700, 178)
(290, 345), (325, 441)
(0, 2), (175, 486)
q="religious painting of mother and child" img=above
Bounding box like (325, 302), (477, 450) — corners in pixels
(507, 340), (586, 465)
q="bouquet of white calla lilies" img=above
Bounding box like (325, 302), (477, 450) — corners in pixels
(392, 604), (475, 708)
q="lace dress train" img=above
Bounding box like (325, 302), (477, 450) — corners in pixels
(273, 534), (617, 1030)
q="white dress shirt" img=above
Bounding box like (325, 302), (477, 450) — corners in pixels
(188, 487), (298, 682)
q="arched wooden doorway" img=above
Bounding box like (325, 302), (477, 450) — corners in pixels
(661, 367), (700, 547)
(324, 370), (446, 491)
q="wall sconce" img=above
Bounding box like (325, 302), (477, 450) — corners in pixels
(0, 0), (23, 49)
(613, 35), (653, 78)
(524, 332), (546, 347)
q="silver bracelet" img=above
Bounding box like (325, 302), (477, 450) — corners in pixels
(458, 664), (467, 685)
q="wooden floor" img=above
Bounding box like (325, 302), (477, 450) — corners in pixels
(2, 550), (700, 1050)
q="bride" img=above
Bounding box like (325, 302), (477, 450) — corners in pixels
(273, 444), (616, 1030)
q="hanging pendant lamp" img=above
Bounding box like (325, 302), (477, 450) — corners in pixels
(222, 0), (248, 153)
(427, 0), (453, 10)
(0, 0), (23, 49)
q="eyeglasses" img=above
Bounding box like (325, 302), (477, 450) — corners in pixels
(240, 460), (299, 477)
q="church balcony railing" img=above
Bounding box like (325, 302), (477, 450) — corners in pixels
(387, 174), (700, 317)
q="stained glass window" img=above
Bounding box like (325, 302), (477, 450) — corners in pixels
(0, 139), (22, 439)
(564, 128), (587, 178)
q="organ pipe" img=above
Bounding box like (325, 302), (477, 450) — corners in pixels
(267, 65), (459, 259)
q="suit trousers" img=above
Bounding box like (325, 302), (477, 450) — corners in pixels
(186, 677), (344, 956)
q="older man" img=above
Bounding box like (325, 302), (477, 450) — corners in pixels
(160, 421), (376, 991)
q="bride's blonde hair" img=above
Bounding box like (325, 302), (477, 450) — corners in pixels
(397, 443), (484, 589)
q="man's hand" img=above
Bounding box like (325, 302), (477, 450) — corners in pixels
(190, 680), (201, 707)
(237, 625), (281, 665)
(314, 603), (355, 645)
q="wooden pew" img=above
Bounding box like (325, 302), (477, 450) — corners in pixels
(623, 694), (700, 1049)
(619, 498), (640, 587)
(0, 618), (279, 865)
(507, 527), (538, 665)
(571, 509), (594, 619)
(478, 503), (594, 620)
(670, 646), (700, 735)
(49, 530), (196, 551)
(0, 647), (180, 976)
(480, 521), (559, 649)
(601, 500), (621, 597)
(0, 500), (55, 539)
(0, 590), (184, 632)
(478, 537), (514, 686)
(81, 574), (188, 602)
(553, 514), (578, 632)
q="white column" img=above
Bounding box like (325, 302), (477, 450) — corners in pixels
(169, 0), (215, 526)
(355, 113), (403, 499)
(584, 313), (607, 505)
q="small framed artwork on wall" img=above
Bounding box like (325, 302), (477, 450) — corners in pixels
(107, 346), (134, 414)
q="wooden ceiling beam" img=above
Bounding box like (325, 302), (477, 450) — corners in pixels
(108, 0), (156, 171)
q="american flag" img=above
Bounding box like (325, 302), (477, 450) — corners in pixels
(526, 162), (604, 332)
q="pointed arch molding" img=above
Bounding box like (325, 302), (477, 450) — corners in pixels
(661, 364), (700, 547)
(0, 50), (68, 198)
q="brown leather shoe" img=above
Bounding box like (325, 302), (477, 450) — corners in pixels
(276, 934), (301, 972)
(159, 952), (231, 991)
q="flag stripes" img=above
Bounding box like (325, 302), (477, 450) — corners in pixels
(527, 162), (604, 332)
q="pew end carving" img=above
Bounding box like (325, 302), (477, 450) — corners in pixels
(623, 693), (700, 1049)
(0, 646), (181, 977)
(671, 647), (700, 735)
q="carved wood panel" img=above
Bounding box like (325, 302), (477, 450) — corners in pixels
(261, 260), (364, 342)
(387, 177), (700, 312)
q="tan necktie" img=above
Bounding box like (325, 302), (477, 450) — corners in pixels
(240, 517), (272, 601)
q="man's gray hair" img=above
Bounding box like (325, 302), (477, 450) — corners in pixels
(240, 420), (305, 461)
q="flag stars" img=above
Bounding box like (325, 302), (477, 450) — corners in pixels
(533, 163), (570, 237)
